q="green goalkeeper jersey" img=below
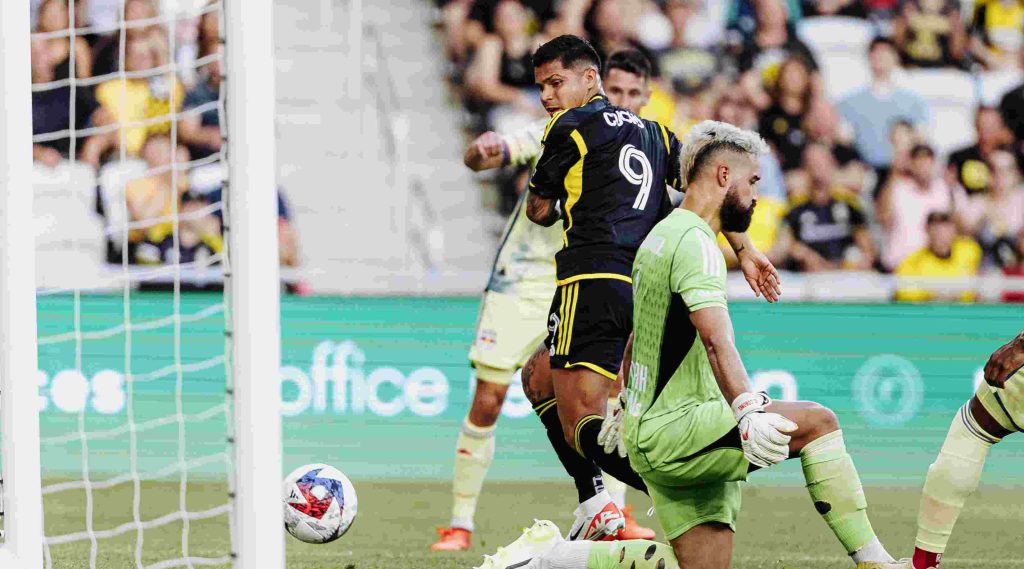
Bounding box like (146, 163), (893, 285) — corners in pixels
(625, 208), (731, 472)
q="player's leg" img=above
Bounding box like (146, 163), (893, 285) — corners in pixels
(523, 346), (606, 506)
(549, 279), (647, 493)
(912, 380), (1017, 569)
(765, 400), (900, 567)
(525, 347), (626, 540)
(551, 367), (647, 492)
(433, 291), (527, 551)
(474, 520), (679, 569)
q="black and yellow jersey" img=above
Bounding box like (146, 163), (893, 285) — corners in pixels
(528, 94), (683, 285)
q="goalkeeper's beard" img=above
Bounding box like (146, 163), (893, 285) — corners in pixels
(720, 189), (756, 233)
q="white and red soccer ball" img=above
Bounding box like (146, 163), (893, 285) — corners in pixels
(282, 463), (358, 544)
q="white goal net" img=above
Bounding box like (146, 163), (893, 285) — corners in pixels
(1, 0), (283, 567)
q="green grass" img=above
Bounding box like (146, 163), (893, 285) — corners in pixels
(32, 480), (1024, 568)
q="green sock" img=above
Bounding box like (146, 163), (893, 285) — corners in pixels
(800, 430), (876, 555)
(586, 540), (678, 569)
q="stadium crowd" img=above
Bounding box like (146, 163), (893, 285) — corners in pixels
(28, 0), (304, 289)
(438, 0), (1024, 302)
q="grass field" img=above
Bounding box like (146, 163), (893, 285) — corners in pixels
(33, 480), (1024, 568)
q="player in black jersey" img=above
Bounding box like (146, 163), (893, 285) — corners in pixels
(519, 35), (781, 541)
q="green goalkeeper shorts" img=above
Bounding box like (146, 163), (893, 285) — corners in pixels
(635, 400), (749, 540)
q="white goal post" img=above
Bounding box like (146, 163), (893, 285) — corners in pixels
(0, 0), (285, 566)
(0, 0), (45, 566)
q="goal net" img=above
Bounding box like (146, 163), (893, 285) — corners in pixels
(1, 1), (283, 567)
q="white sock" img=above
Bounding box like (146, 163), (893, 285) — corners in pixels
(577, 490), (613, 517)
(534, 541), (593, 569)
(851, 537), (894, 564)
(602, 474), (627, 509)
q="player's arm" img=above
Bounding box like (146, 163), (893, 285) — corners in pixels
(527, 115), (579, 226)
(722, 231), (781, 302)
(983, 330), (1024, 388)
(674, 232), (795, 467)
(464, 131), (508, 172)
(464, 120), (546, 172)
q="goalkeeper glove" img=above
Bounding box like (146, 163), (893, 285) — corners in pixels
(731, 392), (797, 469)
(597, 392), (627, 458)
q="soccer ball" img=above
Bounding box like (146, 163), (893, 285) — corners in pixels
(282, 463), (358, 544)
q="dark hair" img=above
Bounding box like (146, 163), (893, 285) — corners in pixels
(868, 36), (896, 54)
(910, 143), (935, 159)
(926, 211), (953, 225)
(603, 49), (651, 81)
(532, 35), (601, 72)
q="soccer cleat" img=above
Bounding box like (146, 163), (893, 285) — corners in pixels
(431, 527), (471, 551)
(620, 504), (657, 540)
(473, 519), (563, 569)
(566, 498), (626, 541)
(856, 560), (914, 569)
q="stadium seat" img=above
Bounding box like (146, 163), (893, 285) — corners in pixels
(796, 17), (875, 100)
(977, 69), (1024, 107)
(33, 161), (106, 289)
(902, 68), (978, 156)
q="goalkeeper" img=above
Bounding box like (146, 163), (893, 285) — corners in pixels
(617, 121), (907, 569)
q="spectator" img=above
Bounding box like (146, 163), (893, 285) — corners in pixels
(92, 0), (165, 78)
(958, 149), (1024, 251)
(584, 0), (659, 70)
(998, 49), (1024, 141)
(35, 0), (94, 79)
(758, 55), (816, 171)
(892, 0), (966, 68)
(771, 143), (876, 271)
(80, 33), (184, 166)
(878, 143), (955, 270)
(731, 0), (818, 80)
(179, 9), (222, 160)
(803, 100), (868, 195)
(895, 211), (982, 302)
(126, 135), (222, 265)
(464, 0), (546, 133)
(801, 0), (868, 18)
(995, 228), (1024, 302)
(663, 0), (727, 49)
(946, 106), (1012, 196)
(969, 0), (1024, 71)
(31, 38), (96, 166)
(838, 37), (929, 171)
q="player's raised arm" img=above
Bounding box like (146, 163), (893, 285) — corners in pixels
(464, 120), (547, 172)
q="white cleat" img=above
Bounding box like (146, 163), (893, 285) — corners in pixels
(856, 560), (914, 569)
(473, 519), (564, 569)
(566, 492), (625, 541)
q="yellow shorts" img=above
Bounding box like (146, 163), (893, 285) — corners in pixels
(976, 367), (1024, 432)
(468, 290), (550, 385)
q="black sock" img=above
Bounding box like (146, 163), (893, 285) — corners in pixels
(575, 415), (648, 494)
(534, 397), (603, 503)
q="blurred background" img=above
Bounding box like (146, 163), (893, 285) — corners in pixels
(25, 0), (1024, 301)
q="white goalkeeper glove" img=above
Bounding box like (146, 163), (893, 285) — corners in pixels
(731, 392), (797, 469)
(597, 392), (627, 458)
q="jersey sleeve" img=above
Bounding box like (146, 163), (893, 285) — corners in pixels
(528, 111), (582, 200)
(670, 228), (728, 312)
(505, 119), (547, 167)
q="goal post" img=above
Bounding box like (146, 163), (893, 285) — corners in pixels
(0, 0), (45, 567)
(223, 0), (286, 566)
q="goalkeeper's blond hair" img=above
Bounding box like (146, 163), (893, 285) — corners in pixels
(679, 120), (769, 185)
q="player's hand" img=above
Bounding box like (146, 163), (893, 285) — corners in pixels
(983, 332), (1024, 389)
(471, 131), (506, 159)
(737, 247), (781, 303)
(732, 392), (797, 468)
(597, 392), (627, 458)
